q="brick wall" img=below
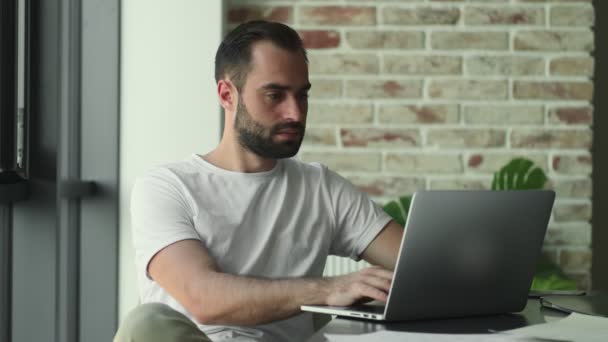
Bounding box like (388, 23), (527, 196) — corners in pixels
(226, 0), (595, 289)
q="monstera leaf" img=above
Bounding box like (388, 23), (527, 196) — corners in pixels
(382, 195), (412, 227)
(531, 255), (578, 290)
(491, 157), (577, 290)
(381, 157), (577, 291)
(491, 158), (548, 190)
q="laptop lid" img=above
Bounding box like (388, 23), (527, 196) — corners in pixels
(301, 190), (554, 321)
(384, 190), (555, 321)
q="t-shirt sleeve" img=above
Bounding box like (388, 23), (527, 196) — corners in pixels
(325, 167), (393, 261)
(131, 168), (200, 280)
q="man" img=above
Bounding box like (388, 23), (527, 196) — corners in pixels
(115, 20), (403, 342)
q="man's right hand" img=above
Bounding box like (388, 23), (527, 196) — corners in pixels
(150, 239), (395, 325)
(324, 266), (394, 307)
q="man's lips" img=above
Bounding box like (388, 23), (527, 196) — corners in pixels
(273, 128), (304, 141)
(276, 128), (302, 134)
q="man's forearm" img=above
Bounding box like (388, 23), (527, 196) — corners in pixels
(190, 272), (328, 326)
(148, 240), (393, 326)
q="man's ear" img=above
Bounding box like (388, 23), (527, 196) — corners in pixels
(217, 79), (237, 113)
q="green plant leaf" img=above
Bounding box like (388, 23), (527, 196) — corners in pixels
(383, 157), (571, 291)
(491, 157), (548, 190)
(398, 195), (412, 220)
(522, 168), (548, 190)
(531, 274), (578, 291)
(383, 201), (405, 226)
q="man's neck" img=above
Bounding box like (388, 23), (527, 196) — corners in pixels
(202, 139), (277, 173)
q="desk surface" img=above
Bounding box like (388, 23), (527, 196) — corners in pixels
(307, 299), (567, 341)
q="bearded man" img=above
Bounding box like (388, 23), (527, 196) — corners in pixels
(115, 20), (403, 342)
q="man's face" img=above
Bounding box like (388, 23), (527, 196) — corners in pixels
(234, 41), (310, 159)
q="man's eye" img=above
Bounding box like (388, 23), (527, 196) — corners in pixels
(267, 93), (283, 101)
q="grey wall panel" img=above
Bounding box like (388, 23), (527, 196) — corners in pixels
(10, 0), (120, 341)
(11, 0), (61, 339)
(12, 181), (58, 341)
(0, 205), (12, 342)
(79, 0), (120, 340)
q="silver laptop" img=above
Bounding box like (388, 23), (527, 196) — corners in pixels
(301, 190), (555, 321)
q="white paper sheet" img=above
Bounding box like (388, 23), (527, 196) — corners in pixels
(324, 330), (535, 342)
(504, 312), (608, 342)
(324, 313), (608, 341)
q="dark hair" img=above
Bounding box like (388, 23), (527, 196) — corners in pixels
(215, 21), (307, 91)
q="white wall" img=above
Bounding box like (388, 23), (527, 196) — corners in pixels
(119, 0), (223, 320)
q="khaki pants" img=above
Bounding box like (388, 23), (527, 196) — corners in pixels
(114, 303), (332, 342)
(114, 303), (212, 342)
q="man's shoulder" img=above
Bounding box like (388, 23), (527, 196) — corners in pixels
(137, 155), (205, 185)
(282, 158), (350, 186)
(283, 157), (325, 173)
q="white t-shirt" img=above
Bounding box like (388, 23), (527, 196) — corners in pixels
(131, 155), (392, 342)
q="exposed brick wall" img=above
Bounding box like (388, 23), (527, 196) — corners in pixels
(226, 0), (595, 289)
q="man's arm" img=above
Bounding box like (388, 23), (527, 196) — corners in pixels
(361, 220), (404, 270)
(148, 239), (394, 326)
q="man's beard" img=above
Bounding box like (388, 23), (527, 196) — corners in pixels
(234, 98), (305, 159)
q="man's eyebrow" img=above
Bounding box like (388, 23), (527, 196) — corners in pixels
(260, 82), (312, 92)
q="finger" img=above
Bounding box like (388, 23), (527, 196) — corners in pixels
(362, 267), (394, 281)
(352, 283), (389, 303)
(359, 274), (392, 292)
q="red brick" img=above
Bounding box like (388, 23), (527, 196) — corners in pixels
(548, 106), (593, 125)
(514, 30), (594, 51)
(427, 129), (506, 148)
(550, 56), (594, 76)
(228, 6), (292, 24)
(378, 104), (459, 124)
(346, 31), (424, 49)
(552, 154), (592, 175)
(300, 151), (381, 172)
(549, 178), (592, 199)
(551, 5), (594, 26)
(510, 129), (592, 149)
(468, 154), (483, 168)
(341, 128), (420, 148)
(299, 30), (340, 49)
(302, 127), (337, 147)
(299, 6), (376, 26)
(346, 80), (423, 99)
(383, 7), (460, 25)
(513, 81), (593, 101)
(429, 80), (508, 100)
(347, 176), (425, 197)
(465, 6), (544, 25)
(464, 105), (544, 125)
(432, 31), (508, 50)
(385, 153), (463, 174)
(309, 79), (342, 99)
(428, 178), (490, 191)
(466, 153), (547, 173)
(545, 224), (591, 246)
(308, 103), (373, 124)
(384, 55), (462, 75)
(308, 53), (378, 75)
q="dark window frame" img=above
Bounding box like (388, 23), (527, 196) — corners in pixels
(2, 0), (119, 341)
(592, 0), (607, 292)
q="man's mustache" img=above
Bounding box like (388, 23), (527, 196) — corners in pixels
(271, 122), (305, 135)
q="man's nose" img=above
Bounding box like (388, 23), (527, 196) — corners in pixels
(282, 96), (306, 122)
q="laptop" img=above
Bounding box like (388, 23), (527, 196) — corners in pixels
(301, 190), (555, 321)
